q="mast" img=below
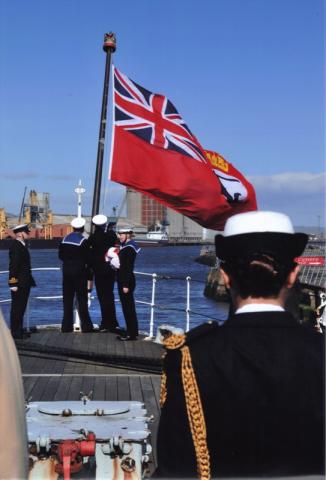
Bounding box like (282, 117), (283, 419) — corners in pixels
(18, 186), (27, 223)
(91, 32), (116, 222)
(74, 179), (86, 218)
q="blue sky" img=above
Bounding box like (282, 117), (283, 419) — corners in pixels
(0, 0), (324, 227)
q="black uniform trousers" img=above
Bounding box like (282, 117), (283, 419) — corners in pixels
(118, 278), (138, 338)
(94, 270), (118, 330)
(10, 286), (30, 338)
(62, 273), (93, 332)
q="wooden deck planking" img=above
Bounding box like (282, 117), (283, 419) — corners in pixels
(39, 376), (62, 401)
(62, 356), (78, 374)
(70, 334), (87, 374)
(150, 376), (162, 411)
(140, 376), (160, 412)
(53, 358), (66, 374)
(95, 329), (109, 356)
(18, 330), (163, 373)
(67, 376), (84, 400)
(40, 356), (57, 374)
(92, 376), (106, 400)
(26, 376), (51, 402)
(105, 376), (118, 401)
(117, 375), (131, 401)
(23, 376), (40, 400)
(129, 375), (144, 403)
(52, 376), (73, 401)
(140, 375), (161, 468)
(19, 352), (40, 373)
(88, 327), (101, 357)
(80, 375), (95, 398)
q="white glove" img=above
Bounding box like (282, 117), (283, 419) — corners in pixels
(10, 287), (18, 292)
(105, 247), (120, 270)
(110, 256), (120, 270)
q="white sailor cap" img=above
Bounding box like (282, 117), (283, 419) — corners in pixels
(215, 211), (308, 262)
(13, 224), (30, 234)
(71, 217), (86, 229)
(92, 214), (107, 226)
(223, 211), (295, 237)
(117, 226), (134, 234)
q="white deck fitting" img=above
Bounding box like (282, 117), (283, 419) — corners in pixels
(27, 400), (150, 442)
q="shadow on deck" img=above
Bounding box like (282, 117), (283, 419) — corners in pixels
(16, 328), (164, 373)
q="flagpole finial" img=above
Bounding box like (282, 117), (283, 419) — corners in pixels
(103, 32), (116, 53)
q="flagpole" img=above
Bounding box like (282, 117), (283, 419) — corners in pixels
(91, 32), (116, 222)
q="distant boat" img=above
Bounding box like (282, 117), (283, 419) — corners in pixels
(146, 225), (169, 242)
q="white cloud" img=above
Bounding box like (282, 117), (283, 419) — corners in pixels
(3, 172), (39, 180)
(45, 174), (76, 181)
(247, 172), (325, 227)
(248, 172), (325, 194)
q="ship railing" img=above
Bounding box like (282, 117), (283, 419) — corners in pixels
(134, 271), (192, 338)
(299, 264), (326, 289)
(168, 236), (203, 243)
(0, 267), (194, 338)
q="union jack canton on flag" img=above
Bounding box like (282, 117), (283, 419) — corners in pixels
(113, 68), (206, 162)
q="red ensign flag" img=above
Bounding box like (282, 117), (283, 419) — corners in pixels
(109, 67), (257, 229)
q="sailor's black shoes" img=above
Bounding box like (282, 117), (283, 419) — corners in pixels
(99, 326), (125, 335)
(117, 334), (138, 341)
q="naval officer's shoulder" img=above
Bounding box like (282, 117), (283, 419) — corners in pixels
(9, 240), (26, 257)
(162, 320), (219, 351)
(186, 320), (219, 344)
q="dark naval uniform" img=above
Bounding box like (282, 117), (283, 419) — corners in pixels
(58, 232), (94, 332)
(117, 240), (141, 339)
(88, 227), (119, 331)
(157, 312), (325, 478)
(8, 239), (36, 338)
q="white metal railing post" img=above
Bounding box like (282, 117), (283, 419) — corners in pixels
(185, 276), (191, 332)
(74, 302), (81, 332)
(147, 273), (157, 339)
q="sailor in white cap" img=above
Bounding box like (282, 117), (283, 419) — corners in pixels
(8, 224), (36, 339)
(58, 217), (94, 333)
(116, 226), (141, 341)
(70, 217), (86, 229)
(92, 214), (107, 227)
(157, 211), (324, 478)
(12, 224), (31, 235)
(88, 214), (122, 333)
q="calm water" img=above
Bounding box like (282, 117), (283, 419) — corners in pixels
(0, 245), (228, 335)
